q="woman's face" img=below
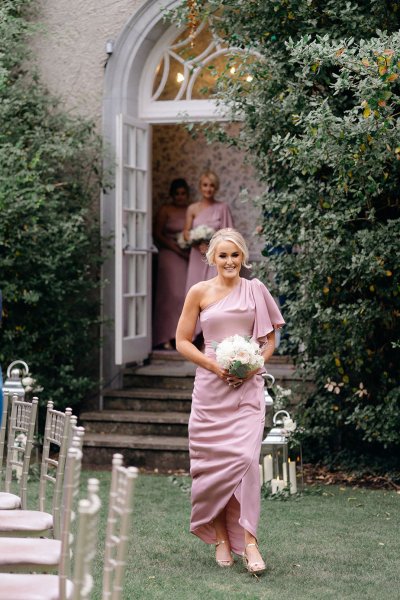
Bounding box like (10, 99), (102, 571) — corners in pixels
(200, 176), (216, 200)
(214, 240), (242, 279)
(173, 187), (189, 207)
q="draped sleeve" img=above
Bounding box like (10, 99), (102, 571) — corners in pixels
(250, 278), (285, 344)
(220, 202), (234, 228)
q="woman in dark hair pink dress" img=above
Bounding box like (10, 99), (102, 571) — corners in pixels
(153, 178), (190, 349)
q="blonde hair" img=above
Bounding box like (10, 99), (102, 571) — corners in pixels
(206, 228), (251, 269)
(199, 170), (220, 192)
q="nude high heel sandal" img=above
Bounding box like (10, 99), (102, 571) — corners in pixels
(243, 542), (266, 575)
(215, 540), (234, 567)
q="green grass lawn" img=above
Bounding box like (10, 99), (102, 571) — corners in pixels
(79, 471), (400, 600)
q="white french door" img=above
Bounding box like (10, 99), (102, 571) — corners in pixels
(115, 114), (152, 365)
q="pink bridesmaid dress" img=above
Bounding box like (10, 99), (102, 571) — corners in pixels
(189, 277), (285, 555)
(153, 210), (188, 347)
(185, 202), (233, 293)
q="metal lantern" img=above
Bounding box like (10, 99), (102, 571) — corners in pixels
(261, 409), (302, 494)
(2, 361), (29, 400)
(262, 373), (275, 428)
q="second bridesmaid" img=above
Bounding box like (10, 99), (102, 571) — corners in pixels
(153, 178), (190, 349)
(184, 171), (233, 293)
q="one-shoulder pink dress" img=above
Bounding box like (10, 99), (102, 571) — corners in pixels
(189, 277), (285, 555)
(153, 209), (188, 347)
(185, 202), (233, 293)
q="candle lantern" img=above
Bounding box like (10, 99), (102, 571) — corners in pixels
(261, 409), (303, 494)
(2, 361), (29, 400)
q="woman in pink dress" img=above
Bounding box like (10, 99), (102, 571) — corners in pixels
(153, 179), (190, 349)
(176, 228), (285, 574)
(184, 171), (233, 293)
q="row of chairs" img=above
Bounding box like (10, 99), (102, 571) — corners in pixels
(0, 392), (138, 600)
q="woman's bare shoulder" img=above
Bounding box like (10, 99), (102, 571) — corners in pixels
(187, 201), (202, 215)
(187, 280), (209, 298)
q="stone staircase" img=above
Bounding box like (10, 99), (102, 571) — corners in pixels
(80, 351), (301, 471)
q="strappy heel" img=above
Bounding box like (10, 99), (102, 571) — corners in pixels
(242, 542), (266, 575)
(215, 540), (234, 567)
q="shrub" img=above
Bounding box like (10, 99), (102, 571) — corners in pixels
(174, 1), (400, 468)
(0, 0), (103, 408)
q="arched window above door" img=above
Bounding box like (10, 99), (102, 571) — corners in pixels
(139, 20), (257, 123)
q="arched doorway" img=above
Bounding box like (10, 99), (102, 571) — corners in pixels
(101, 1), (262, 390)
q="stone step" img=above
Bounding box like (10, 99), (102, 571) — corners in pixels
(82, 433), (189, 471)
(80, 410), (189, 436)
(102, 388), (192, 412)
(123, 357), (300, 390)
(123, 361), (196, 390)
(149, 350), (292, 364)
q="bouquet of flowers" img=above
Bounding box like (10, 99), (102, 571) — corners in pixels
(189, 224), (215, 246)
(214, 334), (265, 378)
(176, 231), (190, 249)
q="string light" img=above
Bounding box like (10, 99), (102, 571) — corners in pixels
(176, 72), (185, 83)
(187, 0), (201, 46)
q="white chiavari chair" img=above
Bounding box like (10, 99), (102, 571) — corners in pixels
(0, 432), (80, 539)
(0, 474), (101, 600)
(38, 402), (73, 537)
(102, 453), (139, 600)
(0, 395), (38, 511)
(0, 441), (82, 573)
(0, 391), (10, 484)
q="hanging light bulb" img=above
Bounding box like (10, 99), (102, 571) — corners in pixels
(246, 75), (253, 82)
(176, 72), (185, 83)
(230, 66), (236, 75)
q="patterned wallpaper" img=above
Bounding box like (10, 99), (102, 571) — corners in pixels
(152, 124), (265, 256)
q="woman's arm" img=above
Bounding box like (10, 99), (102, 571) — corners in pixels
(261, 331), (276, 363)
(183, 205), (195, 241)
(176, 287), (228, 380)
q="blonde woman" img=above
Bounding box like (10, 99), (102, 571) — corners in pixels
(184, 171), (233, 293)
(176, 228), (284, 574)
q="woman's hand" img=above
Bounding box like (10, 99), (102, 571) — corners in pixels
(227, 368), (260, 389)
(171, 243), (189, 260)
(210, 362), (253, 389)
(198, 241), (209, 256)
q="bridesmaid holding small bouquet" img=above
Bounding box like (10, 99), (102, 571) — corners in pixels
(184, 171), (233, 293)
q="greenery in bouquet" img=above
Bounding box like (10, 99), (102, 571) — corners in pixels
(214, 334), (264, 378)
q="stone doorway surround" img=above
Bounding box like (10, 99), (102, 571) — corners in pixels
(101, 0), (264, 399)
(101, 0), (186, 396)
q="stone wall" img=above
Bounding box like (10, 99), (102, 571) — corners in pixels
(32, 0), (144, 120)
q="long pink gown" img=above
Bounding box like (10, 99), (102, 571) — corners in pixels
(153, 210), (188, 347)
(185, 202), (233, 293)
(189, 277), (285, 555)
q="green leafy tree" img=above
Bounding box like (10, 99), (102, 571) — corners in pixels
(0, 0), (103, 408)
(175, 1), (400, 469)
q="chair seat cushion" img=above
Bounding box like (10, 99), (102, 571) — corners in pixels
(0, 574), (73, 600)
(0, 493), (21, 510)
(0, 510), (53, 534)
(0, 538), (61, 568)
